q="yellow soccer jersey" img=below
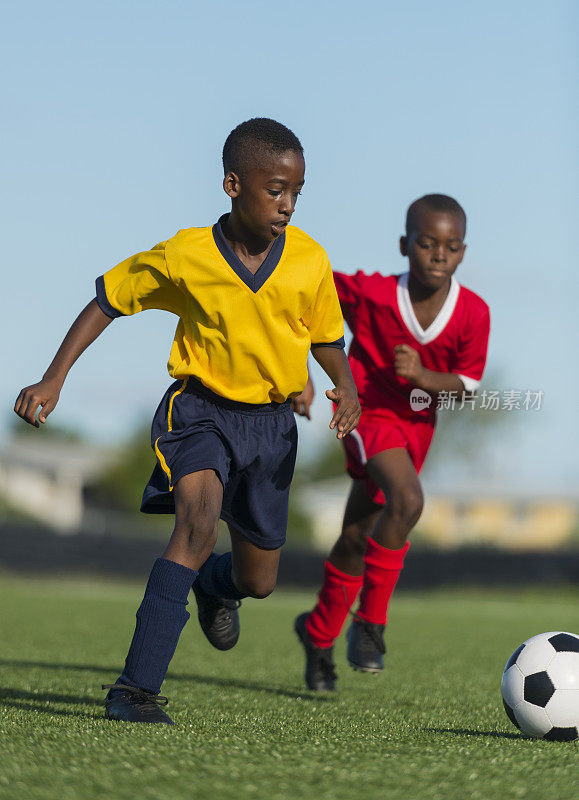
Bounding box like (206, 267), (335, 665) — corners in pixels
(96, 215), (345, 404)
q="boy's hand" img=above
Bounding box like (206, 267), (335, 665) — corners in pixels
(310, 346), (359, 438)
(291, 377), (315, 419)
(326, 385), (361, 439)
(394, 344), (425, 386)
(14, 378), (62, 427)
(13, 299), (114, 429)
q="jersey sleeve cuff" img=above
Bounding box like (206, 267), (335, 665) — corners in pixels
(95, 275), (125, 319)
(455, 373), (481, 392)
(311, 336), (345, 350)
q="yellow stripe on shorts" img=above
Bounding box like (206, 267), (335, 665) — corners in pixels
(168, 378), (188, 431)
(155, 378), (189, 490)
(154, 436), (173, 487)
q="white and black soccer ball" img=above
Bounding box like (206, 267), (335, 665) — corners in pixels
(501, 631), (579, 741)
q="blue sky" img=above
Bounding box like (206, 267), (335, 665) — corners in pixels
(1, 0), (577, 491)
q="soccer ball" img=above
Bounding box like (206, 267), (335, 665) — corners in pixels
(501, 631), (579, 740)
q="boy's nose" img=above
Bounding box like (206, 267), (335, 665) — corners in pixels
(279, 195), (294, 216)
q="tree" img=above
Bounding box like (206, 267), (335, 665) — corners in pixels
(89, 424), (157, 511)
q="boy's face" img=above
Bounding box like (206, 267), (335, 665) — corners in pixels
(224, 150), (305, 243)
(400, 210), (466, 290)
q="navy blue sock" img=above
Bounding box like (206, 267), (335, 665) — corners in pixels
(116, 557), (197, 695)
(194, 552), (245, 600)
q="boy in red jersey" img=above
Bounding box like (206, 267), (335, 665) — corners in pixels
(294, 194), (490, 691)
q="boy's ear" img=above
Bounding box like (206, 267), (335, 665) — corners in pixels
(223, 171), (241, 199)
(399, 235), (408, 256)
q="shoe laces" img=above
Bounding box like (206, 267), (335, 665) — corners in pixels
(102, 683), (169, 706)
(350, 613), (386, 654)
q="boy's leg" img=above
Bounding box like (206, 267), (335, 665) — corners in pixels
(229, 525), (280, 598)
(346, 448), (422, 672)
(191, 546), (245, 651)
(306, 481), (382, 646)
(163, 470), (224, 567)
(104, 470), (222, 724)
(295, 482), (381, 691)
(190, 525), (280, 651)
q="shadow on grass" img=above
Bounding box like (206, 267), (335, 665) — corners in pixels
(0, 687), (100, 720)
(0, 659), (331, 702)
(0, 687), (102, 706)
(176, 672), (334, 701)
(1, 701), (98, 720)
(427, 727), (528, 741)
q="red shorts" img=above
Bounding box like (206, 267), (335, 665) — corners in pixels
(343, 408), (435, 505)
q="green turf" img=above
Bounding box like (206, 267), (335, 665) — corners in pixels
(0, 576), (577, 800)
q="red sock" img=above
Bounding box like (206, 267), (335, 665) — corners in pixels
(356, 538), (410, 625)
(306, 561), (364, 649)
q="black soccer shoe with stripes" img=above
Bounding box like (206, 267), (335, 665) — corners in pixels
(294, 612), (337, 692)
(193, 583), (241, 651)
(102, 684), (175, 725)
(346, 616), (386, 673)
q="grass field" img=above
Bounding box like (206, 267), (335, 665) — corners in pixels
(0, 576), (577, 800)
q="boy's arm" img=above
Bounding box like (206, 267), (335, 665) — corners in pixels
(393, 344), (470, 394)
(290, 369), (315, 419)
(310, 345), (360, 439)
(14, 299), (114, 427)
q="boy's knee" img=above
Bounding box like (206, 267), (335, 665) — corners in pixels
(234, 574), (277, 599)
(384, 484), (424, 532)
(389, 484), (424, 527)
(175, 508), (219, 551)
(188, 526), (219, 553)
(176, 490), (221, 539)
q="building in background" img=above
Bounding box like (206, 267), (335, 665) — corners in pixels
(1, 436), (577, 550)
(0, 439), (111, 533)
(297, 477), (578, 552)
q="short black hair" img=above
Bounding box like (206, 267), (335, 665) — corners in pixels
(222, 118), (303, 176)
(406, 194), (467, 237)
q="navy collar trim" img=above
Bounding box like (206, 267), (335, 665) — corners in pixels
(212, 214), (286, 293)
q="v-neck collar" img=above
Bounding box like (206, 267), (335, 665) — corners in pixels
(396, 272), (460, 345)
(212, 214), (286, 293)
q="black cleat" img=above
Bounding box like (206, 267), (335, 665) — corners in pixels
(102, 683), (175, 725)
(193, 583), (241, 651)
(294, 612), (337, 692)
(346, 616), (386, 673)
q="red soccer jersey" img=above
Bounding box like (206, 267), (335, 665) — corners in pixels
(334, 271), (490, 422)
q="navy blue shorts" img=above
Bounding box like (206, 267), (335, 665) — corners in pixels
(141, 378), (298, 549)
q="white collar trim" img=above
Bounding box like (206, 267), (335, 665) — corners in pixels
(396, 272), (460, 345)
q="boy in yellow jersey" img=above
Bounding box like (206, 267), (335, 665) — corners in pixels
(14, 118), (360, 725)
